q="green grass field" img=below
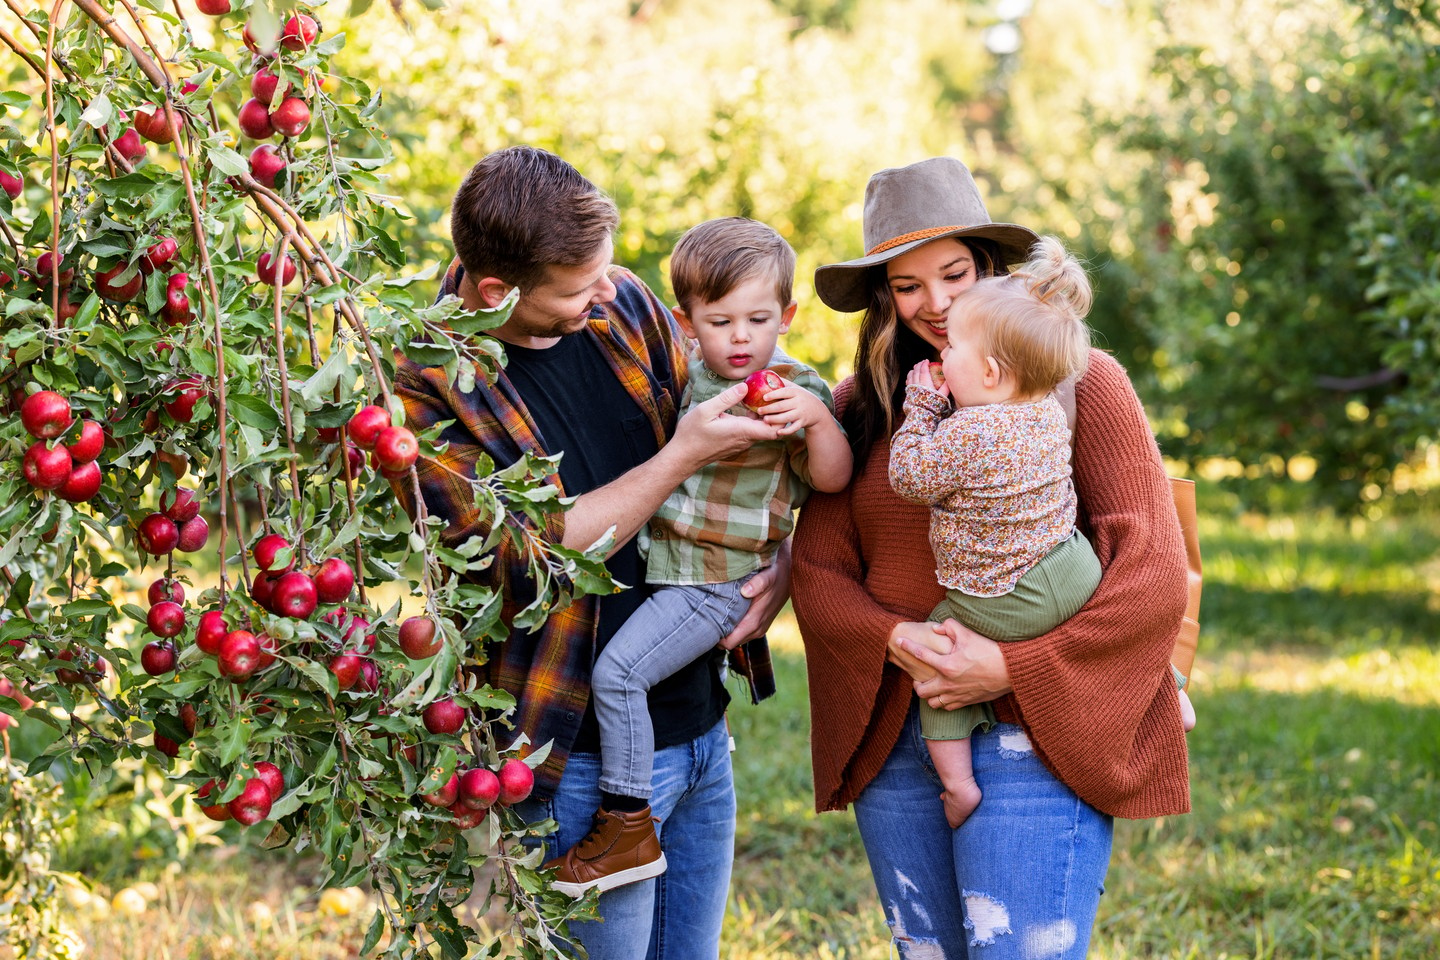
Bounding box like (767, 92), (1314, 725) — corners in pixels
(45, 494), (1440, 958)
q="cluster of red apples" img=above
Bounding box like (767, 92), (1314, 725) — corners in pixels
(418, 757), (535, 829)
(19, 391), (105, 502)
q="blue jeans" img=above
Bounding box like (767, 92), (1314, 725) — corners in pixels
(593, 578), (751, 797)
(852, 707), (1113, 959)
(517, 718), (736, 959)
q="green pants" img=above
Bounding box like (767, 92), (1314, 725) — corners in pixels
(921, 529), (1102, 741)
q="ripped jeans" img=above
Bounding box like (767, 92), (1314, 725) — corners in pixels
(852, 705), (1113, 959)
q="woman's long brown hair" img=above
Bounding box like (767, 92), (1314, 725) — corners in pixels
(840, 237), (1003, 462)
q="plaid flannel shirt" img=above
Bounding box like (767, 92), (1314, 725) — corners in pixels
(391, 259), (688, 797)
(645, 348), (836, 584)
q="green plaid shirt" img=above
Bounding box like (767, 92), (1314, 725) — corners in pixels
(392, 260), (687, 798)
(645, 349), (837, 584)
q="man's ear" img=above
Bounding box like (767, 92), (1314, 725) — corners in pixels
(473, 275), (515, 310)
(777, 300), (798, 334)
(673, 305), (697, 339)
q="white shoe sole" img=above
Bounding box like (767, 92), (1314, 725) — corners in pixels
(550, 852), (669, 898)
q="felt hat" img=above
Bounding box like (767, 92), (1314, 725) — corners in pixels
(814, 157), (1039, 313)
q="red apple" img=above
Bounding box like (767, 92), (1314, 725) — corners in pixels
(140, 237), (178, 274)
(312, 557), (354, 603)
(269, 97), (310, 138)
(347, 404), (389, 449)
(271, 570), (317, 619)
(226, 777), (273, 825)
(23, 442), (72, 490)
(248, 144), (286, 188)
(54, 647), (105, 684)
(329, 652), (363, 690)
(398, 617), (442, 660)
(419, 773), (459, 807)
(136, 513), (179, 555)
(176, 515), (210, 552)
(458, 767), (500, 810)
(67, 419), (105, 463)
(742, 369), (784, 411)
(251, 65), (292, 104)
(21, 390), (74, 439)
(195, 0), (230, 14)
(161, 487), (201, 522)
(497, 758), (535, 806)
(253, 760), (285, 801)
(0, 170), (21, 200)
(148, 577), (186, 605)
(57, 460), (102, 502)
(254, 632), (278, 672)
(112, 127), (146, 163)
(237, 98), (275, 140)
(218, 629), (262, 681)
(154, 732), (179, 758)
(132, 104), (175, 144)
(280, 13), (319, 50)
(242, 21), (278, 55)
(256, 251), (297, 286)
(373, 425), (419, 473)
(163, 379), (206, 422)
(163, 273), (192, 325)
(95, 261), (142, 301)
(155, 450), (189, 480)
(180, 701), (199, 735)
(140, 639), (177, 675)
(36, 252), (74, 288)
(422, 698), (465, 735)
(356, 658), (380, 692)
(147, 601), (186, 639)
(252, 533), (293, 573)
(196, 779), (232, 821)
(450, 799), (488, 829)
(929, 362), (946, 388)
(249, 571), (278, 611)
(194, 610), (228, 655)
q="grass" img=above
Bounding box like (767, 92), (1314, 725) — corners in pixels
(29, 491), (1440, 958)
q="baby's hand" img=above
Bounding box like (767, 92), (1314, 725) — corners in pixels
(905, 359), (949, 397)
(756, 382), (831, 436)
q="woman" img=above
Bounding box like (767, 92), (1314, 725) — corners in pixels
(792, 157), (1190, 958)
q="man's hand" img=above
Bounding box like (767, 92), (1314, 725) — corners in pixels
(667, 381), (781, 472)
(719, 540), (792, 649)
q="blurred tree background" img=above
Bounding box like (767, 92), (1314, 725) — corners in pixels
(331, 0), (1438, 512)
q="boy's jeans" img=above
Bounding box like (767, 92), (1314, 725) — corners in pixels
(517, 719), (736, 959)
(592, 578), (751, 797)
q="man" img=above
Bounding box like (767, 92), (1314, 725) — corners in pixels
(392, 145), (788, 957)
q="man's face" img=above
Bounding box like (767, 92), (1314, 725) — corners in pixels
(494, 238), (617, 348)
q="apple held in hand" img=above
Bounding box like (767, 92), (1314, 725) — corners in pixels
(742, 369), (784, 411)
(929, 362), (946, 388)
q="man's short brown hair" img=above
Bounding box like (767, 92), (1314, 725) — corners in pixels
(449, 146), (619, 291)
(669, 218), (796, 313)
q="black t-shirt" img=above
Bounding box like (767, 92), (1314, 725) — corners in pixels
(503, 331), (728, 752)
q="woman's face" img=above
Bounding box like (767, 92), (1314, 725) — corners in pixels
(885, 237), (981, 355)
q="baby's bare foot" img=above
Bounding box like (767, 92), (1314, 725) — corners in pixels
(941, 777), (982, 829)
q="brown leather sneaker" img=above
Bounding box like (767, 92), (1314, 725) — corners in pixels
(544, 805), (667, 897)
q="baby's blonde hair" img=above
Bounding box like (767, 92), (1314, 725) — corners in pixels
(949, 235), (1093, 398)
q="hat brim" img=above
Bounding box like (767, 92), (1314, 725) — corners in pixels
(814, 223), (1041, 313)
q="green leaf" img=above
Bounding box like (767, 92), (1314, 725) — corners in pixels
(428, 903), (469, 960)
(61, 599), (112, 618)
(208, 146), (249, 178)
(228, 393), (282, 432)
(217, 715), (254, 765)
(79, 93), (114, 131)
(359, 908), (385, 955)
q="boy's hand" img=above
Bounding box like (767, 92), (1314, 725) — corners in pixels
(755, 380), (832, 437)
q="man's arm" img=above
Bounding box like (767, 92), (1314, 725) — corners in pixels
(559, 380), (780, 552)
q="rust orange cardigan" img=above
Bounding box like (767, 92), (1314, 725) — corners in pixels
(792, 351), (1191, 818)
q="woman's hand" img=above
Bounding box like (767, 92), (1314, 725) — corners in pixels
(891, 618), (1012, 710)
(719, 539), (792, 650)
